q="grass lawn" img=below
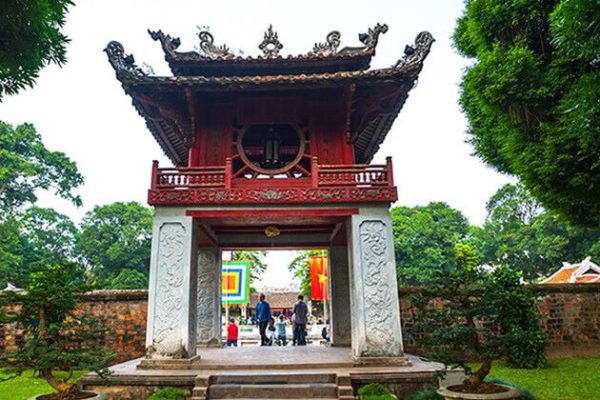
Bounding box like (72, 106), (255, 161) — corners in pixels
(0, 370), (87, 400)
(477, 357), (600, 400)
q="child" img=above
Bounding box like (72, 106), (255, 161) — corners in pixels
(275, 314), (287, 346)
(227, 317), (239, 347)
(268, 317), (276, 346)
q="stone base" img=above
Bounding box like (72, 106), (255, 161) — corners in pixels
(352, 355), (411, 367)
(138, 355), (201, 370)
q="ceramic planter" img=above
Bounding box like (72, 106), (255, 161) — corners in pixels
(30, 392), (107, 400)
(437, 384), (521, 400)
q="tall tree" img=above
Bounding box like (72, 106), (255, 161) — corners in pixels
(0, 122), (83, 214)
(287, 250), (325, 299)
(76, 202), (153, 278)
(0, 0), (73, 98)
(454, 0), (600, 227)
(471, 183), (600, 280)
(230, 250), (267, 282)
(391, 202), (470, 284)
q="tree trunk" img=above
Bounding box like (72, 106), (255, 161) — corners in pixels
(41, 369), (76, 396)
(464, 359), (492, 388)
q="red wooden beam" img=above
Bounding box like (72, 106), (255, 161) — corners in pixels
(185, 208), (359, 218)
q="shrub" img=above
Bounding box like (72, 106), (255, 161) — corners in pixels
(147, 386), (186, 400)
(357, 383), (396, 400)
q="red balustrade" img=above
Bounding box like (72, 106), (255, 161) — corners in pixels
(150, 157), (394, 191)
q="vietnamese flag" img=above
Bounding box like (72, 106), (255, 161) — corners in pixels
(309, 255), (329, 301)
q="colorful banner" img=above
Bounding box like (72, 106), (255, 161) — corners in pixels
(309, 255), (329, 301)
(222, 261), (250, 305)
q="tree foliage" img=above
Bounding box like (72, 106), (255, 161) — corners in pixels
(391, 202), (470, 284)
(287, 250), (326, 299)
(0, 122), (83, 214)
(0, 0), (73, 98)
(471, 183), (600, 281)
(231, 250), (267, 282)
(454, 0), (600, 227)
(77, 202), (153, 277)
(0, 263), (113, 398)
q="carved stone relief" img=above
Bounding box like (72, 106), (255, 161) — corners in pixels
(197, 248), (220, 345)
(358, 220), (398, 354)
(152, 223), (186, 353)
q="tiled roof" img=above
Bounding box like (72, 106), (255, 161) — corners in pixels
(249, 292), (300, 309)
(105, 30), (434, 166)
(543, 257), (600, 284)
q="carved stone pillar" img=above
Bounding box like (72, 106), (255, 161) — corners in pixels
(347, 210), (406, 364)
(145, 215), (198, 359)
(196, 246), (222, 347)
(329, 245), (351, 347)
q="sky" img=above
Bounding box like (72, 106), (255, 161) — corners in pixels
(0, 0), (513, 289)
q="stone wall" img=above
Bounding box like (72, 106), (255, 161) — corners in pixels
(0, 290), (148, 365)
(1, 284), (598, 363)
(399, 283), (600, 358)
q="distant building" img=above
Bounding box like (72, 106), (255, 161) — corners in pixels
(543, 257), (600, 284)
(248, 291), (300, 318)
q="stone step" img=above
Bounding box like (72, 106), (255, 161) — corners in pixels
(208, 383), (338, 399)
(211, 372), (337, 384)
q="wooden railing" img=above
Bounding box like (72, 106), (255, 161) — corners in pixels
(315, 157), (394, 188)
(150, 156), (394, 190)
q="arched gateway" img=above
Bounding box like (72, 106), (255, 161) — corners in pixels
(105, 25), (433, 367)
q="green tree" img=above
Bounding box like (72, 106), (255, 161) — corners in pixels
(77, 202), (153, 278)
(0, 0), (73, 98)
(0, 206), (82, 289)
(0, 122), (83, 214)
(0, 263), (113, 399)
(287, 250), (326, 299)
(454, 0), (600, 227)
(391, 202), (470, 284)
(105, 269), (148, 290)
(231, 250), (267, 282)
(471, 183), (600, 280)
(410, 244), (545, 393)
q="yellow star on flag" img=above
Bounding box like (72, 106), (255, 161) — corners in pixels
(317, 273), (328, 284)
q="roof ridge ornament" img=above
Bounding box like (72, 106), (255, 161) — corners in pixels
(259, 25), (283, 58)
(198, 30), (234, 59)
(312, 31), (341, 56)
(104, 41), (147, 79)
(148, 29), (181, 59)
(359, 23), (388, 51)
(394, 31), (435, 69)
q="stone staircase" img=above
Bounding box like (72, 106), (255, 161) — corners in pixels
(191, 371), (355, 400)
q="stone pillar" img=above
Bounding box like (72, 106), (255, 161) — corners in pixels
(196, 246), (222, 347)
(145, 215), (197, 359)
(347, 209), (406, 364)
(329, 245), (351, 347)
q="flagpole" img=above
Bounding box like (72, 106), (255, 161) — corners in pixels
(322, 249), (328, 322)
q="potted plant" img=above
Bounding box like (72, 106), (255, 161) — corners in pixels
(409, 244), (546, 399)
(0, 263), (114, 399)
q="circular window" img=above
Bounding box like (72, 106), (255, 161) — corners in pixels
(237, 124), (305, 175)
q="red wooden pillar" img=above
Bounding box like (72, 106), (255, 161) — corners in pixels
(225, 157), (232, 189)
(151, 160), (159, 190)
(386, 156), (394, 187)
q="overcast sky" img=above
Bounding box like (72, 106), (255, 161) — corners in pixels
(0, 0), (513, 289)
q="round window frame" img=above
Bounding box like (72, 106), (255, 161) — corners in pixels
(237, 124), (306, 175)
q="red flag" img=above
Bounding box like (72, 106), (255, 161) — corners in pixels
(309, 255), (329, 301)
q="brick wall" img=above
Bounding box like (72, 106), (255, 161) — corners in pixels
(400, 283), (600, 358)
(1, 284), (598, 364)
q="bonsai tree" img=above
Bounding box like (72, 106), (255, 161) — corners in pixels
(410, 244), (546, 394)
(0, 263), (113, 399)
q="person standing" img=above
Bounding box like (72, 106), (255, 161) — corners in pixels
(227, 317), (239, 347)
(256, 293), (271, 346)
(292, 294), (309, 346)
